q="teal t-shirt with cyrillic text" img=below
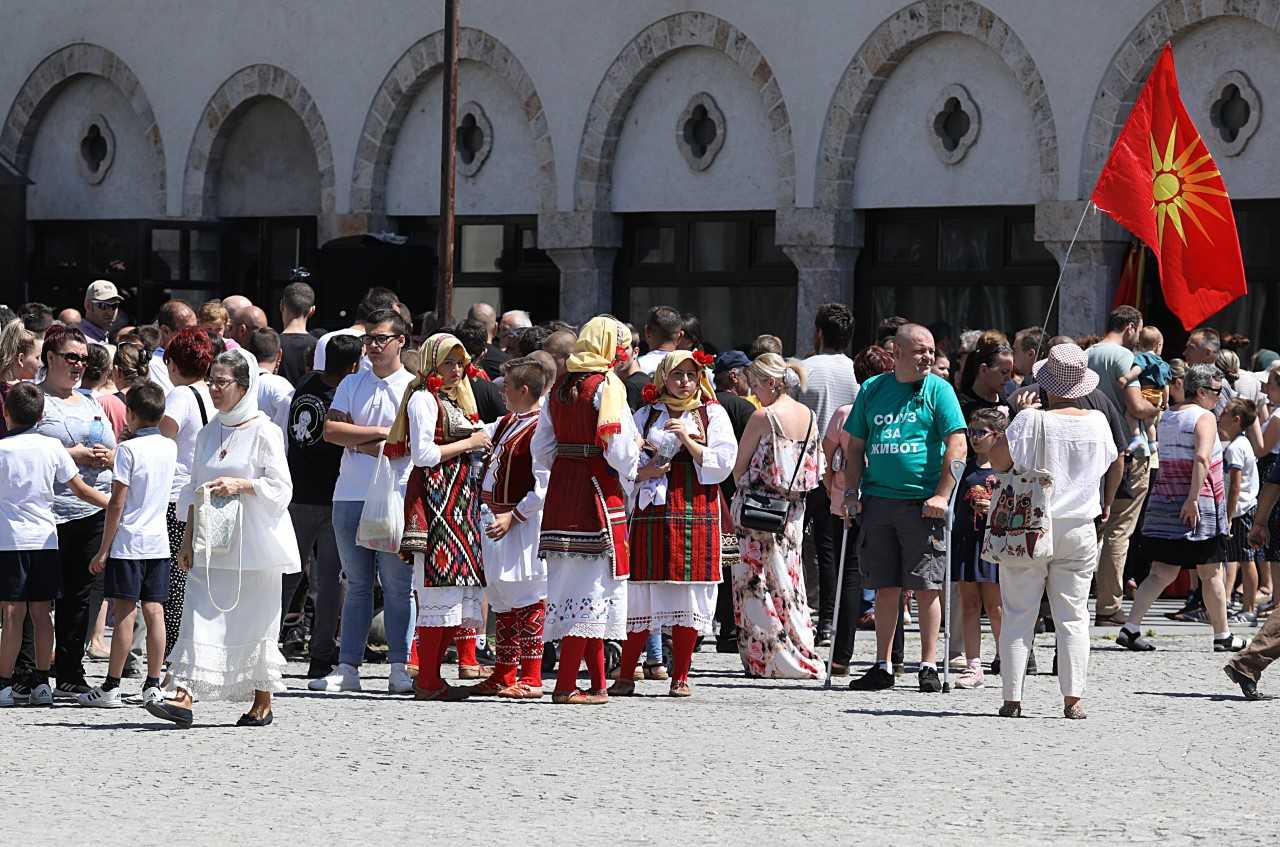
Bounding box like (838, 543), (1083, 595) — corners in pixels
(844, 372), (966, 500)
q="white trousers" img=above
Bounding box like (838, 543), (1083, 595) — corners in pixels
(998, 519), (1099, 702)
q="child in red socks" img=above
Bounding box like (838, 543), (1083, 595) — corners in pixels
(386, 334), (490, 701)
(611, 351), (737, 697)
(469, 357), (550, 699)
(532, 318), (640, 705)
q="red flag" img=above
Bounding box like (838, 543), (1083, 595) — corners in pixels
(1112, 242), (1142, 309)
(1091, 44), (1246, 330)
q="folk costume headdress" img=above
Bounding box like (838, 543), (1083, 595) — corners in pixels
(645, 350), (716, 413)
(567, 316), (629, 446)
(387, 332), (479, 450)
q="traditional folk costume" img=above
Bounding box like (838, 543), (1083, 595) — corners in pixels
(532, 316), (640, 704)
(386, 334), (486, 700)
(471, 404), (550, 699)
(614, 351), (738, 696)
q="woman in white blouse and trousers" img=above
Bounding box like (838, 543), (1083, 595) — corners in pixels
(147, 349), (300, 728)
(990, 344), (1122, 720)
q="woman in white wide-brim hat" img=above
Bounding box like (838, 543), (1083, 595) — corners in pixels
(989, 343), (1122, 720)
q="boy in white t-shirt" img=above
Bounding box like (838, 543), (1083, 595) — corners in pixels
(79, 383), (178, 708)
(0, 384), (109, 707)
(1221, 397), (1262, 624)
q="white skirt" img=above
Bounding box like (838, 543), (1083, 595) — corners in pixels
(169, 565), (287, 702)
(543, 554), (627, 641)
(484, 577), (548, 613)
(626, 582), (718, 635)
(413, 554), (484, 627)
(482, 523), (548, 612)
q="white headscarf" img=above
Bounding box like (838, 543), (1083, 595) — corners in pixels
(217, 347), (261, 426)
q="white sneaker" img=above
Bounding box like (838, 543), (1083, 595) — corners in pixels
(140, 686), (164, 706)
(0, 685), (23, 707)
(307, 663), (361, 692)
(388, 663), (414, 694)
(27, 683), (54, 706)
(77, 685), (125, 708)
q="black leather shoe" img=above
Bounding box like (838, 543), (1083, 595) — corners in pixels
(236, 711), (274, 727)
(1224, 665), (1271, 701)
(144, 700), (193, 728)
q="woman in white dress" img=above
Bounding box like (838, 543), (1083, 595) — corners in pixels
(147, 349), (300, 728)
(610, 350), (736, 697)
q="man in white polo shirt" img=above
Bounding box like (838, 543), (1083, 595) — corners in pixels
(311, 309), (415, 695)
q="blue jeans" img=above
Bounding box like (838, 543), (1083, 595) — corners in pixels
(645, 628), (664, 665)
(332, 500), (415, 666)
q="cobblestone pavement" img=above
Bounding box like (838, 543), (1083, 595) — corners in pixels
(4, 602), (1276, 845)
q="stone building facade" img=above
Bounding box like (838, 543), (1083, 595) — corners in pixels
(1, 1), (1278, 351)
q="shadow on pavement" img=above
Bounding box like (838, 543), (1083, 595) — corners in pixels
(1133, 690), (1237, 701)
(841, 707), (998, 718)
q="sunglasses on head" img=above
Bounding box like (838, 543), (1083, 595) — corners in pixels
(967, 427), (995, 439)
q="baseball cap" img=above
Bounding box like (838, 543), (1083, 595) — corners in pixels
(86, 280), (123, 304)
(714, 350), (750, 375)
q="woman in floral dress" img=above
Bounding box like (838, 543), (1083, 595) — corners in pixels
(730, 353), (825, 679)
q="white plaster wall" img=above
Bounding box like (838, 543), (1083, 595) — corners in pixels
(26, 76), (161, 219)
(852, 34), (1038, 208)
(216, 98), (320, 217)
(612, 47), (776, 213)
(1172, 17), (1280, 200)
(385, 59), (539, 215)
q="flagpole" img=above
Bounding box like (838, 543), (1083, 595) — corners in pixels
(1033, 201), (1094, 361)
(1135, 247), (1146, 310)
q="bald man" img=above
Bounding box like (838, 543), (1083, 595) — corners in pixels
(151, 299), (198, 394)
(231, 305), (269, 347)
(543, 329), (577, 381)
(222, 294), (252, 323)
(58, 308), (82, 328)
(468, 302), (498, 343)
(840, 323), (967, 693)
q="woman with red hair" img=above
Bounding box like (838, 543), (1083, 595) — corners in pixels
(157, 327), (215, 663)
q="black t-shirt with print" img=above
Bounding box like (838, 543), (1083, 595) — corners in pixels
(286, 372), (342, 505)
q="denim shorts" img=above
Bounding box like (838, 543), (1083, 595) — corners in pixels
(856, 496), (946, 591)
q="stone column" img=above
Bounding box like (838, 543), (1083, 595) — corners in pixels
(776, 208), (863, 355)
(539, 211), (622, 326)
(1036, 201), (1130, 337)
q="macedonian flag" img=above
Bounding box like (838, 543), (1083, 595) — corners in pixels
(1091, 44), (1246, 330)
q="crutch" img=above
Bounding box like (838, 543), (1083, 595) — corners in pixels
(941, 457), (966, 694)
(824, 451), (850, 689)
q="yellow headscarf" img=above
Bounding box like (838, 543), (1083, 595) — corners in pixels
(650, 350), (716, 413)
(566, 315), (628, 445)
(387, 333), (479, 449)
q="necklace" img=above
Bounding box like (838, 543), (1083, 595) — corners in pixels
(217, 421), (247, 460)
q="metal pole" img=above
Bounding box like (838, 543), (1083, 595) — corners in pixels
(941, 457), (965, 693)
(824, 519), (851, 690)
(435, 0), (460, 323)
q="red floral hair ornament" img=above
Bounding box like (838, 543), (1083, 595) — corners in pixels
(426, 374), (444, 393)
(614, 345), (630, 364)
(466, 363), (483, 379)
(641, 383), (660, 404)
(692, 350), (715, 368)
(467, 413), (481, 423)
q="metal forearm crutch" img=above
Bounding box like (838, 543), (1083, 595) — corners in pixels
(824, 515), (852, 689)
(941, 457), (966, 694)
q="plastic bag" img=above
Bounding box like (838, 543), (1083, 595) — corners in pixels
(357, 446), (404, 553)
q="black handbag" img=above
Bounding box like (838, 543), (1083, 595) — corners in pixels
(738, 414), (813, 535)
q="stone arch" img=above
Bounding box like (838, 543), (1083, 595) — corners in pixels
(574, 11), (796, 210)
(815, 0), (1059, 208)
(351, 28), (556, 214)
(1080, 1), (1280, 195)
(0, 43), (166, 209)
(184, 64), (335, 217)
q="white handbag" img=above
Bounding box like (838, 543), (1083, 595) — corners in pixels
(192, 485), (244, 612)
(981, 409), (1055, 565)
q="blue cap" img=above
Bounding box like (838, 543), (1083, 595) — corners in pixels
(714, 350), (751, 374)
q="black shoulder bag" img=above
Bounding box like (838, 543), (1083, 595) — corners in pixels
(738, 413), (813, 535)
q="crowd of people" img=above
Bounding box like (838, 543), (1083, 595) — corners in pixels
(1, 277), (1278, 728)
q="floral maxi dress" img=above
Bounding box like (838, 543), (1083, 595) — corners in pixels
(731, 409), (825, 679)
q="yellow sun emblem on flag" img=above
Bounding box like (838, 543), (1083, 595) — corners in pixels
(1150, 120), (1229, 249)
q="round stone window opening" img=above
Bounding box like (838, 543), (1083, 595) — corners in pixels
(455, 102), (493, 177)
(676, 93), (726, 172)
(927, 85), (980, 165)
(1208, 71), (1261, 157)
(77, 114), (116, 185)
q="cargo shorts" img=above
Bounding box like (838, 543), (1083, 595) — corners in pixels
(856, 495), (946, 591)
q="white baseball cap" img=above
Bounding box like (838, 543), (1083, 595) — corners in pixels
(85, 279), (123, 304)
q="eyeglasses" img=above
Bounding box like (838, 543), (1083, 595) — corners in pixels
(90, 300), (120, 310)
(967, 428), (995, 439)
(208, 377), (239, 389)
(361, 333), (401, 349)
(53, 350), (87, 366)
(669, 371), (699, 382)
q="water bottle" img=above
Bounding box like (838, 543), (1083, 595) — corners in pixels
(479, 503), (495, 533)
(653, 429), (680, 466)
(88, 416), (105, 446)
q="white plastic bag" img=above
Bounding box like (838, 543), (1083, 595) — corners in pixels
(357, 446), (404, 553)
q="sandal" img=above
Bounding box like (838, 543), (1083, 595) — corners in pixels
(607, 679), (637, 697)
(669, 680), (692, 698)
(414, 683), (469, 702)
(467, 677), (509, 697)
(551, 688), (608, 705)
(998, 702), (1022, 718)
(496, 682), (543, 700)
(1063, 701), (1086, 720)
(458, 664), (493, 680)
(643, 663), (669, 681)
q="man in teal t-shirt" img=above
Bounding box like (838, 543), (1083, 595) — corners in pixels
(841, 324), (966, 693)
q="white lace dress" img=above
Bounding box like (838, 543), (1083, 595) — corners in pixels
(169, 415), (301, 700)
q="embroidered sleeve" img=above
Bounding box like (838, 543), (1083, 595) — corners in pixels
(696, 404), (738, 486)
(408, 390), (443, 468)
